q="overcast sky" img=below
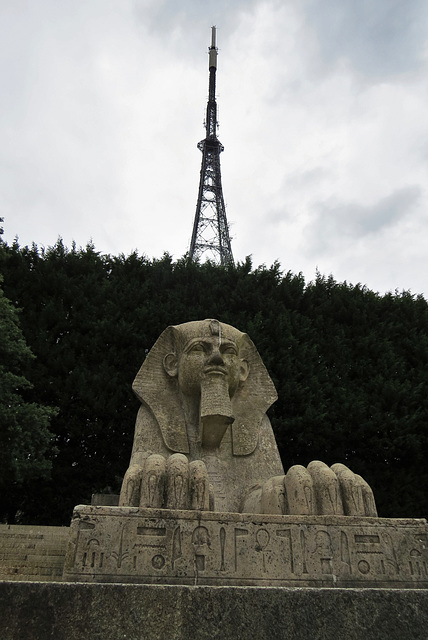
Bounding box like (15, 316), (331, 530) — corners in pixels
(1, 0), (428, 296)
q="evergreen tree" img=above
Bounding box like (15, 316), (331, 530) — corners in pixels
(0, 273), (57, 522)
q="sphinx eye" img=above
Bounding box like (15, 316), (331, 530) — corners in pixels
(189, 342), (205, 353)
(222, 345), (237, 355)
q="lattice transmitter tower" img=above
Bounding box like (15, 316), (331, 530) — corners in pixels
(189, 27), (234, 266)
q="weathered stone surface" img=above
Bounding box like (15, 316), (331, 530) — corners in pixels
(63, 506), (428, 588)
(119, 319), (377, 516)
(0, 524), (69, 582)
(1, 581), (428, 640)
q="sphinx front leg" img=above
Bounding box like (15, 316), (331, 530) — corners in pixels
(189, 460), (211, 510)
(119, 453), (213, 510)
(244, 461), (378, 516)
(165, 454), (189, 509)
(138, 454), (166, 508)
(119, 464), (144, 507)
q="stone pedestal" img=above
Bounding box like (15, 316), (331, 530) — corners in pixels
(63, 506), (428, 588)
(1, 582), (428, 640)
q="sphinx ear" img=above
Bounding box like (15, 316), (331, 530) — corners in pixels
(239, 359), (250, 382)
(163, 353), (178, 377)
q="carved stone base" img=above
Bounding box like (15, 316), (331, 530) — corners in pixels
(63, 506), (428, 588)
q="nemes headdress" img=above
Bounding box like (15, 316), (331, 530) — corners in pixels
(132, 320), (277, 455)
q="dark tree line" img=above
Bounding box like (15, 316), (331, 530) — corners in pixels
(1, 237), (427, 524)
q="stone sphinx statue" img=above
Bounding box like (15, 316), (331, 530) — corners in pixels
(65, 319), (428, 589)
(119, 319), (377, 517)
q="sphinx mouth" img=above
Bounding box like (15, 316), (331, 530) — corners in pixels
(204, 366), (227, 375)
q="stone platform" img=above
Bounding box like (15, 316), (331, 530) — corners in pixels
(63, 506), (428, 588)
(1, 582), (428, 640)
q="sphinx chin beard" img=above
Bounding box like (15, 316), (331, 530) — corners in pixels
(199, 374), (235, 449)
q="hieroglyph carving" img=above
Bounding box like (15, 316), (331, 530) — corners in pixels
(63, 506), (428, 588)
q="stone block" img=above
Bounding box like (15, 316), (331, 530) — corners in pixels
(0, 524), (69, 581)
(63, 505), (428, 588)
(1, 582), (428, 640)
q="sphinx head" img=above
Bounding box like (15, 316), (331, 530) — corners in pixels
(132, 319), (277, 455)
(162, 320), (250, 448)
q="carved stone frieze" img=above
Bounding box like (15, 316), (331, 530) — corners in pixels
(63, 506), (428, 588)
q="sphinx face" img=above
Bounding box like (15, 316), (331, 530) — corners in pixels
(177, 335), (246, 398)
(160, 322), (251, 449)
(133, 319), (277, 456)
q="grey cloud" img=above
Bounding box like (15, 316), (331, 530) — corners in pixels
(285, 167), (330, 189)
(133, 0), (258, 48)
(306, 185), (422, 254)
(306, 0), (428, 77)
(265, 208), (293, 226)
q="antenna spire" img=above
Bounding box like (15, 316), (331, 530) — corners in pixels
(189, 27), (234, 266)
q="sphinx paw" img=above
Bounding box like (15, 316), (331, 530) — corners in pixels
(285, 461), (377, 516)
(251, 461), (377, 516)
(120, 454), (213, 511)
(164, 454), (210, 510)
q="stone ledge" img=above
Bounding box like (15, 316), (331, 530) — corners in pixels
(63, 506), (428, 588)
(0, 581), (427, 640)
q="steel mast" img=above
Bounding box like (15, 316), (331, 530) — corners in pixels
(189, 26), (234, 266)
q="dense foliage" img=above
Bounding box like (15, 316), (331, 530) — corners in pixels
(1, 238), (427, 524)
(0, 271), (57, 523)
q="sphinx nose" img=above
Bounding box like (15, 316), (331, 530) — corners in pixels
(207, 350), (224, 366)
